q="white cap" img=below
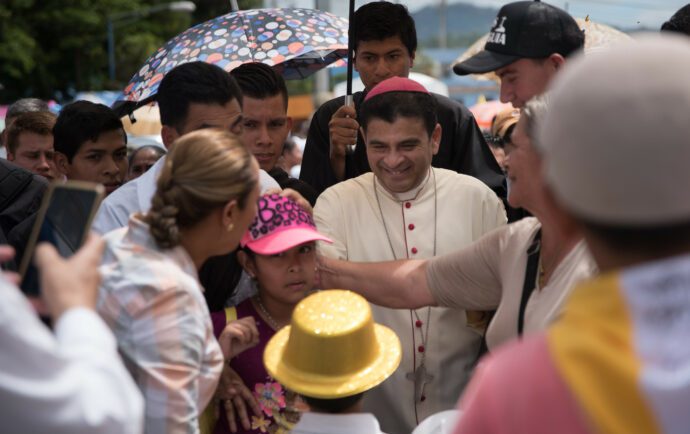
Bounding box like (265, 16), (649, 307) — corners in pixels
(539, 34), (690, 226)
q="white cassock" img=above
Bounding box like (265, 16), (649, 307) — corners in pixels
(314, 168), (506, 434)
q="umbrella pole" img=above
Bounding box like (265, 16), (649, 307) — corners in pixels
(345, 0), (355, 107)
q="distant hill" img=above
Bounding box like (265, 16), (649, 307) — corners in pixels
(412, 3), (498, 47)
(411, 3), (643, 48)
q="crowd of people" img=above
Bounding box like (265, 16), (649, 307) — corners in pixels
(2, 1), (690, 433)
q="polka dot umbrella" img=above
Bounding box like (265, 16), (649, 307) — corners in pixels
(114, 8), (348, 116)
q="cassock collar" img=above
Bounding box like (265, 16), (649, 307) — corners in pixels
(375, 168), (434, 203)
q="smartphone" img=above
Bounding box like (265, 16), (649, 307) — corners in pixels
(19, 181), (105, 297)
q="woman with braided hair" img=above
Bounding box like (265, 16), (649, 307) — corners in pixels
(96, 128), (262, 434)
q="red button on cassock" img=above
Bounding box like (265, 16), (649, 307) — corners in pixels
(415, 320), (423, 328)
(411, 247), (418, 254)
(418, 345), (425, 353)
(405, 202), (411, 209)
(408, 224), (415, 231)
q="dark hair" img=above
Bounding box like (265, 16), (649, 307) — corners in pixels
(6, 98), (50, 122)
(231, 62), (288, 110)
(302, 393), (364, 414)
(53, 100), (126, 162)
(661, 4), (690, 35)
(128, 145), (166, 167)
(157, 61), (243, 132)
(6, 111), (57, 155)
(582, 219), (690, 257)
(354, 2), (417, 56)
(360, 91), (437, 137)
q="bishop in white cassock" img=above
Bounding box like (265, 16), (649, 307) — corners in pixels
(313, 76), (506, 433)
(315, 164), (505, 434)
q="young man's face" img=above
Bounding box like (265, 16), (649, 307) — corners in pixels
(354, 36), (415, 91)
(362, 116), (440, 194)
(57, 129), (128, 195)
(496, 58), (558, 108)
(240, 94), (292, 172)
(8, 131), (60, 180)
(162, 99), (243, 147)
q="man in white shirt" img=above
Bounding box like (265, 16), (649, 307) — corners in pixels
(314, 77), (506, 433)
(92, 61), (278, 235)
(0, 236), (143, 433)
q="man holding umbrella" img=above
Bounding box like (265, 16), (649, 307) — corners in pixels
(300, 1), (504, 200)
(453, 1), (584, 109)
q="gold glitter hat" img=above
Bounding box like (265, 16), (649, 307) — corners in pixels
(263, 290), (401, 399)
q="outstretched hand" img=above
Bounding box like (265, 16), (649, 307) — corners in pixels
(263, 188), (313, 215)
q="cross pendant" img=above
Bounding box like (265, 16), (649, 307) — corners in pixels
(406, 364), (434, 402)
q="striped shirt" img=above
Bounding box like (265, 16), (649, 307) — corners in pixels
(97, 216), (223, 434)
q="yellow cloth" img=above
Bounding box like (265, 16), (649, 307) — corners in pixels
(548, 274), (660, 434)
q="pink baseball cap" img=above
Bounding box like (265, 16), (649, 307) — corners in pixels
(240, 194), (332, 255)
(364, 76), (430, 102)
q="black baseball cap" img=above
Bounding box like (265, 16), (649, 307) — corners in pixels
(454, 1), (584, 75)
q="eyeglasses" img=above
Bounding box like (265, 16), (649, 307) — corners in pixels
(486, 134), (510, 148)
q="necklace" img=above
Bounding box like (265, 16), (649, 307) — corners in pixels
(254, 295), (281, 331)
(373, 169), (437, 421)
(537, 240), (569, 289)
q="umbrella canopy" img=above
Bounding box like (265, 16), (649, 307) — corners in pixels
(117, 8), (348, 113)
(453, 17), (631, 83)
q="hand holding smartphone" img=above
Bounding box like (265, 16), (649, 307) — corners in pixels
(19, 181), (105, 297)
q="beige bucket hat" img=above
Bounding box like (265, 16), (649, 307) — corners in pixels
(539, 34), (690, 225)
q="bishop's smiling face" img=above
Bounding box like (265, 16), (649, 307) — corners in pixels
(362, 116), (440, 194)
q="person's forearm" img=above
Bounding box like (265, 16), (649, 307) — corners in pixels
(319, 257), (436, 309)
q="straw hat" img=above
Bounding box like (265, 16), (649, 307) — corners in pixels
(264, 290), (401, 399)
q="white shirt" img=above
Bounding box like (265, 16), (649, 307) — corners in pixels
(290, 412), (385, 434)
(0, 276), (143, 434)
(92, 156), (280, 235)
(314, 168), (506, 434)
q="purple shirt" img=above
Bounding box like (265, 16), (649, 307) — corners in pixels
(211, 299), (305, 434)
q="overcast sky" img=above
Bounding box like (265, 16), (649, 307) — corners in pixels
(289, 0), (688, 29)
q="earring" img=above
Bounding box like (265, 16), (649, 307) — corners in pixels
(226, 223), (234, 232)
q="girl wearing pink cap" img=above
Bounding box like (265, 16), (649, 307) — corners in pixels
(210, 193), (331, 434)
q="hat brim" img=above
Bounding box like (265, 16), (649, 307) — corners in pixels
(453, 50), (521, 75)
(243, 227), (333, 255)
(264, 323), (402, 399)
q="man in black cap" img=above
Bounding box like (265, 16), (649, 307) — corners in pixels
(454, 1), (584, 109)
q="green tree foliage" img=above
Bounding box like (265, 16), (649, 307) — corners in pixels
(0, 0), (260, 103)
